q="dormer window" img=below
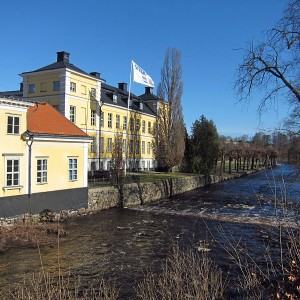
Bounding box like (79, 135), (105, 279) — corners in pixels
(113, 94), (117, 103)
(140, 102), (144, 110)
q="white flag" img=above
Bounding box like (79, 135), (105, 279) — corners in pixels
(132, 61), (154, 87)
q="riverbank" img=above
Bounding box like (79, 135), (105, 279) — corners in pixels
(2, 169), (260, 226)
(89, 170), (259, 210)
(0, 222), (66, 254)
(0, 169), (260, 253)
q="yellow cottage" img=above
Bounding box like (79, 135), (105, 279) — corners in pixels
(0, 99), (91, 217)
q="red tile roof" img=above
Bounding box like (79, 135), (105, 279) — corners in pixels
(27, 103), (89, 137)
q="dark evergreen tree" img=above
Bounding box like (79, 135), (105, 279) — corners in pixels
(190, 115), (219, 175)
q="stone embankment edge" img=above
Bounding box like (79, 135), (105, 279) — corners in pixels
(89, 171), (258, 211)
(0, 170), (258, 225)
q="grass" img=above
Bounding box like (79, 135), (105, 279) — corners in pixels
(126, 170), (195, 183)
(135, 244), (226, 300)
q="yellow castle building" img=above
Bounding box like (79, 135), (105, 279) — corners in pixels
(9, 51), (161, 172)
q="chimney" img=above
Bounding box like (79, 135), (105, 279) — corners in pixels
(57, 51), (70, 63)
(90, 72), (101, 78)
(145, 86), (153, 94)
(118, 82), (127, 92)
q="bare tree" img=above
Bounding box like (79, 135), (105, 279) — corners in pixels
(154, 48), (185, 172)
(235, 0), (300, 115)
(110, 131), (125, 207)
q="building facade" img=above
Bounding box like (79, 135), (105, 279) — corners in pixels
(0, 98), (91, 217)
(11, 51), (160, 171)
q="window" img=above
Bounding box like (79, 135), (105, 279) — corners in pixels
(70, 106), (76, 123)
(7, 115), (20, 134)
(147, 161), (150, 170)
(40, 82), (47, 92)
(142, 160), (145, 169)
(91, 110), (96, 126)
(147, 142), (151, 154)
(37, 159), (47, 184)
(6, 159), (20, 187)
(101, 112), (104, 127)
(142, 120), (145, 133)
(29, 84), (35, 93)
(113, 94), (118, 103)
(123, 116), (127, 130)
(53, 81), (60, 91)
(81, 85), (87, 95)
(107, 138), (112, 153)
(108, 113), (113, 128)
(122, 139), (126, 153)
(69, 158), (78, 181)
(91, 162), (96, 171)
(70, 82), (76, 92)
(129, 140), (133, 154)
(116, 114), (120, 129)
(148, 121), (151, 134)
(90, 137), (96, 153)
(136, 141), (140, 154)
(136, 119), (140, 131)
(100, 137), (104, 153)
(142, 141), (145, 154)
(130, 118), (134, 131)
(91, 88), (96, 97)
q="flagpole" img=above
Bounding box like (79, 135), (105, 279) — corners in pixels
(125, 61), (133, 177)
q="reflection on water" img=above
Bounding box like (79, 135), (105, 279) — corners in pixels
(0, 164), (299, 298)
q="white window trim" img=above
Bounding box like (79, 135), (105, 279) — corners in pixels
(70, 105), (76, 123)
(70, 82), (76, 92)
(3, 155), (23, 190)
(68, 157), (78, 181)
(7, 114), (20, 135)
(108, 113), (113, 128)
(107, 138), (112, 153)
(91, 110), (96, 126)
(123, 116), (127, 130)
(37, 158), (48, 184)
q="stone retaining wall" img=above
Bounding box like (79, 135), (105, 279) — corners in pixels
(89, 173), (248, 210)
(1, 172), (255, 225)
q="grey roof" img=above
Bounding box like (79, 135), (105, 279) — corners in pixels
(22, 61), (94, 77)
(139, 91), (161, 102)
(101, 83), (157, 116)
(0, 90), (23, 98)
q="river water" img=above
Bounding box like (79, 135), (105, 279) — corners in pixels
(0, 164), (300, 299)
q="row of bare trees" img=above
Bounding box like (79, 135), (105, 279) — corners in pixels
(218, 137), (278, 175)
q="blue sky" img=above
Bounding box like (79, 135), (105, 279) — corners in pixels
(0, 0), (288, 137)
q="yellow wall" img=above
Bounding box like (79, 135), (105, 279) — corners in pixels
(26, 71), (61, 96)
(31, 139), (87, 193)
(22, 67), (157, 167)
(0, 98), (90, 200)
(0, 102), (29, 197)
(100, 105), (155, 160)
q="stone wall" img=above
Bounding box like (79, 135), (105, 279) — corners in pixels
(88, 173), (247, 210)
